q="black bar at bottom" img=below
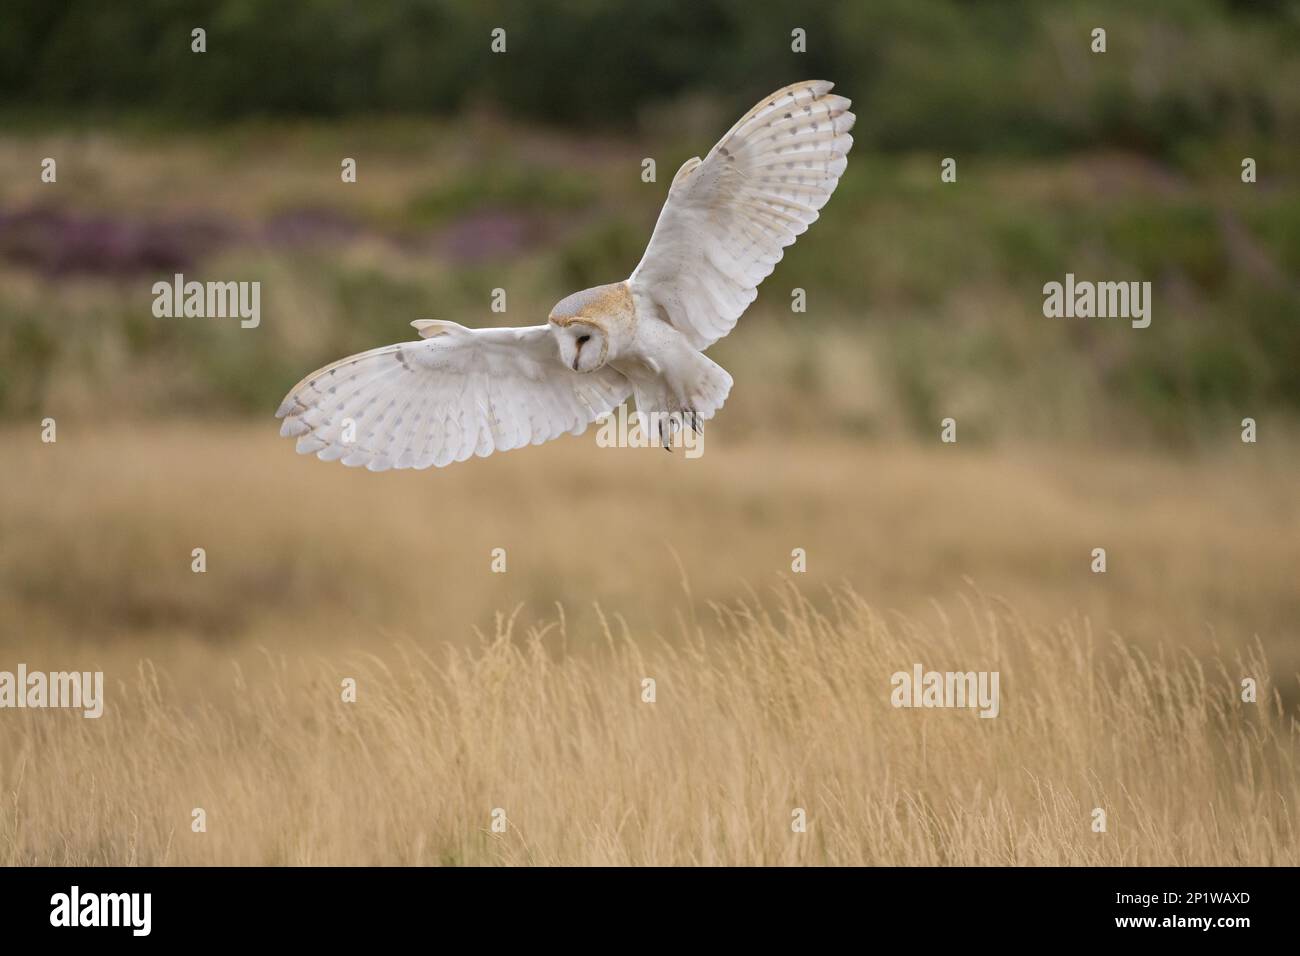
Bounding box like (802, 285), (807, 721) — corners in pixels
(0, 866), (1279, 943)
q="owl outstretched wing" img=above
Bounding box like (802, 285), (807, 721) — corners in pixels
(276, 321), (630, 470)
(628, 80), (855, 350)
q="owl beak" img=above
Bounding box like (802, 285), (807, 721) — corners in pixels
(572, 340), (583, 371)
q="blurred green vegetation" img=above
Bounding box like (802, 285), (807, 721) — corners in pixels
(4, 0), (1299, 160)
(0, 0), (1297, 447)
(406, 163), (597, 225)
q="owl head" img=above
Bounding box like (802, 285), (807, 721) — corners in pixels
(549, 284), (622, 372)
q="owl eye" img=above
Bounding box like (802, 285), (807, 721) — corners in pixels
(576, 335), (591, 346)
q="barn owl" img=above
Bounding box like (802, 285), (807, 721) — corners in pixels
(277, 80), (855, 469)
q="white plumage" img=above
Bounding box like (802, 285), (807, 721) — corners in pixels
(277, 80), (855, 469)
(631, 79), (854, 350)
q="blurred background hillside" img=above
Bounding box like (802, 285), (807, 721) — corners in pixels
(0, 0), (1297, 659)
(0, 0), (1297, 443)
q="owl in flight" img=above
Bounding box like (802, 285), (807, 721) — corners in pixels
(277, 80), (855, 469)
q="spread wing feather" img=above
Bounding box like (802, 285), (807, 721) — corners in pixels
(275, 322), (630, 470)
(629, 80), (855, 350)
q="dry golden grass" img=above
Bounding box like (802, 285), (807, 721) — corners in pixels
(1, 424), (1297, 864)
(1, 583), (1295, 865)
(4, 424), (1300, 653)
